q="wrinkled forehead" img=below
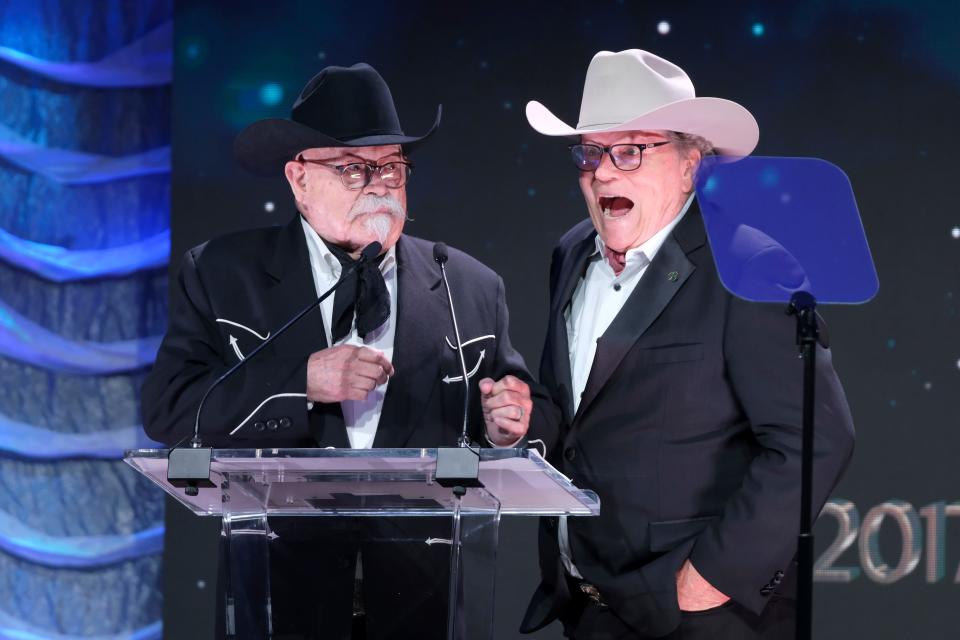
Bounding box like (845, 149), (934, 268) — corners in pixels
(298, 144), (404, 162)
(580, 130), (670, 145)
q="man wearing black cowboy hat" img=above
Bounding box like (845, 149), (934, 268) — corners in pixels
(142, 63), (554, 639)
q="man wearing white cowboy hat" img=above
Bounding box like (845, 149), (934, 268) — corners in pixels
(143, 63), (554, 639)
(519, 50), (854, 639)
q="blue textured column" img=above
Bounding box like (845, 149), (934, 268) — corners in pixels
(0, 1), (171, 636)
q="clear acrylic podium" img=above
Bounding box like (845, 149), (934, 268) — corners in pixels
(125, 447), (599, 640)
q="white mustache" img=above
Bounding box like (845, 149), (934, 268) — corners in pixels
(347, 195), (405, 220)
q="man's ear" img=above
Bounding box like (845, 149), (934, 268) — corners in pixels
(284, 160), (307, 196)
(682, 150), (702, 192)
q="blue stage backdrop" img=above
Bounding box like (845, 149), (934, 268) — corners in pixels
(0, 1), (170, 638)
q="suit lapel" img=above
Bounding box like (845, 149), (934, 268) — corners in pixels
(574, 205), (705, 423)
(550, 232), (597, 423)
(265, 215), (348, 447)
(372, 236), (446, 448)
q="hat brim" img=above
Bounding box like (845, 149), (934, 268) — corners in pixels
(525, 97), (759, 157)
(234, 105), (442, 176)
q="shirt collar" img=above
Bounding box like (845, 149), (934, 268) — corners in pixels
(591, 193), (695, 265)
(300, 215), (397, 279)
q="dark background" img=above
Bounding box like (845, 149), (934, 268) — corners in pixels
(166, 1), (960, 638)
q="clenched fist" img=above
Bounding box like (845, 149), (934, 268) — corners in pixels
(306, 345), (394, 403)
(479, 375), (532, 446)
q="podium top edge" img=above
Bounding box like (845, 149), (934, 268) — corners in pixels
(123, 447), (536, 461)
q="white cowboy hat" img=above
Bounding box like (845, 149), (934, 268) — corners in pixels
(525, 49), (759, 156)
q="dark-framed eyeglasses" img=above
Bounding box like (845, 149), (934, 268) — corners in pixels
(296, 155), (414, 190)
(568, 141), (671, 172)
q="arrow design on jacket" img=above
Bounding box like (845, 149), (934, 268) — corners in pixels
(216, 318), (271, 341)
(444, 334), (495, 351)
(442, 350), (485, 384)
(229, 335), (245, 361)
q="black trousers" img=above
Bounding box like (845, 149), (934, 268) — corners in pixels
(561, 595), (796, 640)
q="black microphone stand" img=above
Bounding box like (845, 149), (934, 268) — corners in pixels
(432, 244), (483, 640)
(788, 290), (818, 640)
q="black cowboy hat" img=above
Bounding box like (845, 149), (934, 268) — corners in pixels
(234, 63), (441, 176)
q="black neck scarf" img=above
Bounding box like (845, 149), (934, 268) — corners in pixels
(322, 239), (390, 343)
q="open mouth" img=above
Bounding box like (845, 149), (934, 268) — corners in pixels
(598, 195), (634, 218)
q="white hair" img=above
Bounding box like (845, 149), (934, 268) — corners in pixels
(664, 130), (716, 159)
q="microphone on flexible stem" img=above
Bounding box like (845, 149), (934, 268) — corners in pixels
(167, 241), (383, 495)
(432, 243), (472, 448)
(432, 242), (482, 640)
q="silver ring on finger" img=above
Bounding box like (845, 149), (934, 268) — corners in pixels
(516, 406), (524, 420)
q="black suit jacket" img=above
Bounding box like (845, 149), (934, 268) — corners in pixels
(522, 203), (855, 637)
(143, 214), (559, 639)
(142, 213), (555, 451)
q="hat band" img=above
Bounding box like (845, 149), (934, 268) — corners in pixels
(336, 127), (404, 139)
(577, 121), (630, 130)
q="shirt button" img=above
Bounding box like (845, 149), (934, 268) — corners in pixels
(564, 447), (576, 462)
(613, 283), (622, 291)
(279, 417), (292, 429)
(266, 419), (279, 431)
(253, 421), (266, 432)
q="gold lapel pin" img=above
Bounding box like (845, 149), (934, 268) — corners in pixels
(667, 271), (679, 282)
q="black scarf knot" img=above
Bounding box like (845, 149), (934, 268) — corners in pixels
(322, 240), (391, 343)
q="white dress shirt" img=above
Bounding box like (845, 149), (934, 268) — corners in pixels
(300, 216), (398, 449)
(559, 195), (694, 578)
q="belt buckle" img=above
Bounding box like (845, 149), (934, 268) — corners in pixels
(578, 582), (608, 608)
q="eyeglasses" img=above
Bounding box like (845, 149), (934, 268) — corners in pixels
(296, 155), (414, 190)
(568, 141), (671, 172)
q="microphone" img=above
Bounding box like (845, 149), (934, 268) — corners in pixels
(432, 242), (483, 640)
(167, 240), (383, 494)
(433, 243), (472, 448)
(358, 241), (383, 261)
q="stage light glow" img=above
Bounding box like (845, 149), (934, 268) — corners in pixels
(951, 226), (959, 239)
(657, 21), (671, 35)
(760, 167), (780, 187)
(264, 201), (275, 213)
(752, 22), (765, 37)
(259, 83), (284, 106)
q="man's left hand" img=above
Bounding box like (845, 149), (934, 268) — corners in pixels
(676, 559), (730, 611)
(479, 375), (532, 446)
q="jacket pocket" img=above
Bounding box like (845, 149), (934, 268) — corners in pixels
(636, 343), (703, 365)
(649, 515), (716, 552)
